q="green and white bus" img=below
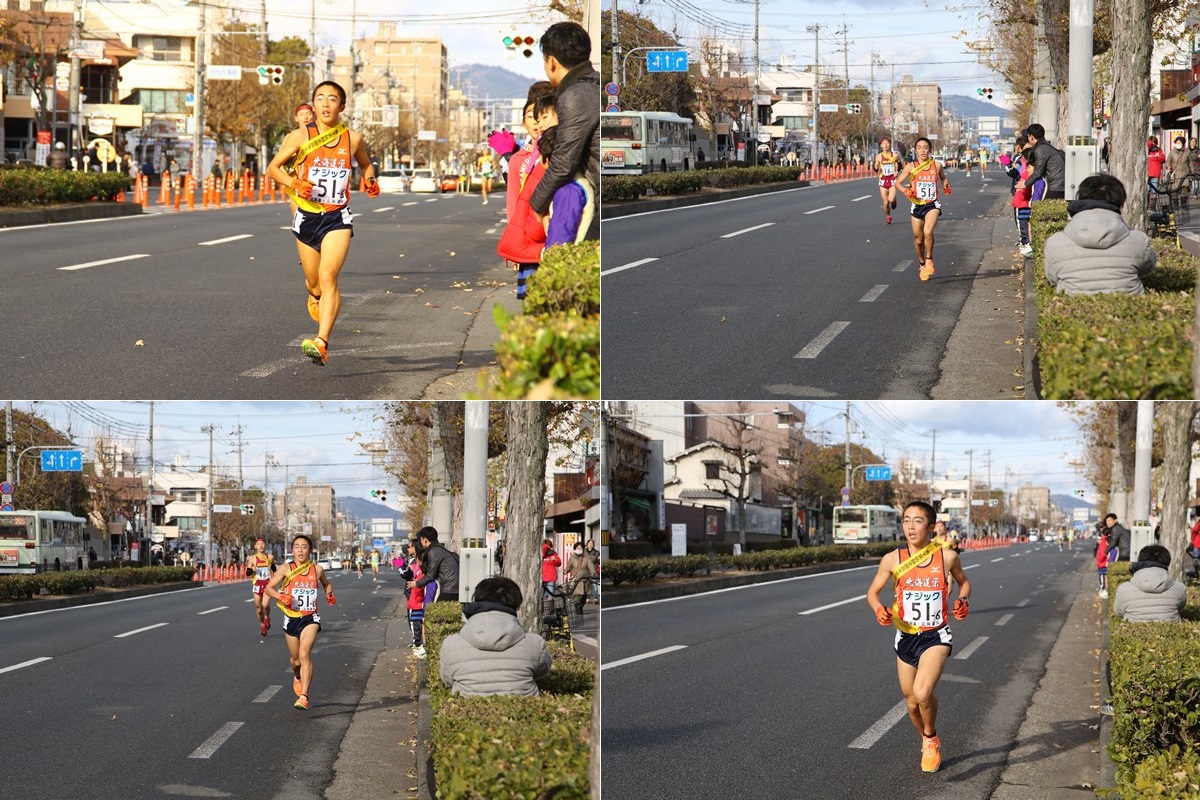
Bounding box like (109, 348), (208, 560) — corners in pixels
(601, 111), (695, 175)
(0, 510), (88, 573)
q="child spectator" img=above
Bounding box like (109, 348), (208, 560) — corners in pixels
(1095, 531), (1117, 598)
(496, 84), (555, 302)
(1009, 148), (1034, 257)
(439, 576), (551, 697)
(536, 124), (595, 248)
(404, 540), (429, 658)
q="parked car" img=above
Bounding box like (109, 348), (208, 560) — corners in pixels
(409, 168), (438, 193)
(375, 168), (407, 193)
(439, 173), (459, 192)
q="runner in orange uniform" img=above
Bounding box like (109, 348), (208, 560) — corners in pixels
(874, 137), (902, 224)
(267, 81), (380, 366)
(866, 501), (971, 774)
(263, 534), (336, 710)
(246, 538), (277, 639)
(895, 138), (952, 281)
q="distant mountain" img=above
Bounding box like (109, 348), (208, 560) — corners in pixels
(451, 64), (540, 102)
(339, 496), (406, 534)
(1052, 494), (1097, 519)
(944, 94), (1018, 130)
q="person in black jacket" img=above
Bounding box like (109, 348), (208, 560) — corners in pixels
(1104, 513), (1132, 562)
(529, 21), (599, 241)
(408, 526), (460, 603)
(1016, 123), (1065, 200)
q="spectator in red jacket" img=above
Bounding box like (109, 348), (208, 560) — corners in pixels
(1148, 136), (1168, 195)
(541, 540), (562, 596)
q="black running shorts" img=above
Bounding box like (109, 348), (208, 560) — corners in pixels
(292, 206), (353, 251)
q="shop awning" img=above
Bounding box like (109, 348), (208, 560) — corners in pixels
(1151, 97), (1190, 116)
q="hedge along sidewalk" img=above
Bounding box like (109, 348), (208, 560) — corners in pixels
(1028, 200), (1197, 398)
(1101, 563), (1200, 797)
(418, 601), (594, 800)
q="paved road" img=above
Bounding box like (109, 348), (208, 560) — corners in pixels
(601, 541), (1090, 800)
(0, 568), (396, 800)
(0, 192), (516, 399)
(601, 173), (1010, 399)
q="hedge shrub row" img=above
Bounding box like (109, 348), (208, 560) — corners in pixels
(1030, 201), (1196, 399)
(487, 241), (599, 399)
(601, 165), (803, 201)
(1106, 563), (1200, 796)
(0, 565), (195, 601)
(603, 543), (898, 586)
(0, 167), (132, 206)
(422, 600), (593, 799)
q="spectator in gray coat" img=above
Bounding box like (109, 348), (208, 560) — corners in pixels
(529, 21), (599, 241)
(440, 576), (552, 697)
(1044, 174), (1156, 296)
(1114, 545), (1187, 622)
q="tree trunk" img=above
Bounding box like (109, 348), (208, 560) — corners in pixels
(505, 401), (549, 632)
(1109, 0), (1153, 231)
(590, 659), (600, 800)
(437, 402), (465, 552)
(1158, 401), (1197, 581)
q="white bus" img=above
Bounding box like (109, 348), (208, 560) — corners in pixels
(832, 505), (900, 545)
(0, 510), (88, 574)
(601, 111), (695, 175)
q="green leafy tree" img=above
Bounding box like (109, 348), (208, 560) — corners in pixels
(0, 410), (88, 515)
(600, 9), (695, 117)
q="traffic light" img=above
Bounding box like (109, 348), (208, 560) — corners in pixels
(371, 488), (388, 503)
(240, 504), (256, 515)
(503, 34), (537, 58)
(257, 65), (285, 85)
(976, 87), (994, 100)
(849, 103), (862, 114)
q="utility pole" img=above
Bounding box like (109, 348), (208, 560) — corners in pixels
(965, 449), (974, 538)
(5, 402), (13, 486)
(191, 3), (207, 180)
(67, 0), (84, 161)
(610, 0), (619, 86)
(807, 23), (823, 167)
(203, 424), (215, 565)
(752, 0), (760, 164)
(984, 450), (993, 534)
(147, 402), (155, 551)
(843, 401), (851, 502)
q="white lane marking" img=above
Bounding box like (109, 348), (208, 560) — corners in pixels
(794, 321), (850, 358)
(859, 284), (888, 302)
(373, 206), (395, 213)
(575, 635), (598, 647)
(424, 198), (437, 202)
(990, 557), (1004, 563)
(941, 674), (981, 684)
(0, 585), (207, 620)
(848, 700), (909, 749)
(403, 201), (418, 206)
(602, 564), (877, 611)
(240, 340), (456, 378)
(804, 205), (835, 215)
(850, 195), (872, 202)
(114, 623), (169, 638)
(800, 595), (863, 615)
(603, 184), (812, 221)
(1016, 598), (1031, 607)
(197, 606), (228, 615)
(720, 222), (775, 238)
(995, 614), (1014, 626)
(485, 228), (498, 234)
(892, 260), (913, 272)
(198, 234), (254, 246)
(964, 563), (981, 570)
(58, 253), (151, 271)
(245, 598), (255, 603)
(601, 645), (688, 671)
(954, 635), (989, 660)
(601, 257), (659, 277)
(189, 722), (245, 759)
(253, 685), (283, 703)
(0, 656), (52, 675)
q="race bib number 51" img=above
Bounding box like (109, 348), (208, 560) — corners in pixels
(915, 181), (937, 201)
(307, 166), (350, 205)
(291, 587), (318, 612)
(901, 590), (944, 628)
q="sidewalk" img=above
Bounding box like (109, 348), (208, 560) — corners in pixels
(420, 281), (521, 399)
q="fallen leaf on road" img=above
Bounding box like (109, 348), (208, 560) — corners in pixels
(415, 287), (424, 293)
(425, 302), (441, 308)
(449, 251), (456, 256)
(719, 316), (726, 323)
(135, 340), (144, 346)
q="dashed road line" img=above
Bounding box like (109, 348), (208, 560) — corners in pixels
(197, 606), (228, 615)
(601, 257), (659, 277)
(372, 206), (395, 213)
(189, 722), (244, 759)
(995, 614), (1014, 626)
(601, 645), (687, 671)
(892, 260), (913, 272)
(720, 222), (775, 238)
(954, 635), (989, 660)
(799, 595), (862, 615)
(1016, 598), (1031, 607)
(198, 234), (254, 246)
(252, 685), (283, 703)
(794, 321), (850, 359)
(58, 254), (151, 272)
(114, 623), (169, 638)
(850, 195), (871, 202)
(0, 656), (52, 675)
(403, 201), (418, 206)
(859, 284), (888, 302)
(848, 700), (908, 749)
(804, 205), (835, 215)
(990, 557), (1004, 563)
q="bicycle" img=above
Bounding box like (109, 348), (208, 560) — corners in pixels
(1146, 176), (1193, 244)
(540, 581), (581, 652)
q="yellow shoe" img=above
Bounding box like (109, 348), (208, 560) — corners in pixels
(301, 336), (328, 366)
(921, 734), (942, 773)
(307, 293), (320, 322)
(294, 693), (309, 711)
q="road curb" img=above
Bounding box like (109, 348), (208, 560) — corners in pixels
(420, 282), (520, 399)
(417, 658), (436, 800)
(601, 179), (815, 217)
(0, 580), (200, 618)
(0, 201), (143, 228)
(601, 557), (880, 607)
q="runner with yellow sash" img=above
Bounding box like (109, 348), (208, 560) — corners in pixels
(866, 500), (971, 774)
(267, 80), (380, 367)
(894, 137), (952, 282)
(263, 534), (336, 710)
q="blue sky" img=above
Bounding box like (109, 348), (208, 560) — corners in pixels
(800, 401), (1089, 499)
(614, 0), (1009, 105)
(23, 401), (393, 501)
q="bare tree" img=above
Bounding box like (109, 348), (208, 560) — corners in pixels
(1109, 0), (1153, 231)
(1157, 401), (1196, 581)
(703, 403), (764, 551)
(505, 401), (549, 632)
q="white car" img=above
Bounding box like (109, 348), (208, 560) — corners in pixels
(375, 169), (407, 193)
(409, 168), (438, 193)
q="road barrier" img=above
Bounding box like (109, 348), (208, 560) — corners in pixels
(957, 536), (1014, 551)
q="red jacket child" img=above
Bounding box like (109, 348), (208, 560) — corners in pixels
(497, 159), (547, 265)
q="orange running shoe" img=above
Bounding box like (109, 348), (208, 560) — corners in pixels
(294, 693), (309, 711)
(921, 734), (942, 773)
(919, 260), (935, 281)
(293, 676), (302, 697)
(301, 336), (328, 366)
(307, 293), (320, 322)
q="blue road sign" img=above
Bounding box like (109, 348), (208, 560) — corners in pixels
(41, 450), (83, 472)
(864, 465), (892, 482)
(606, 104), (621, 112)
(0, 504), (13, 512)
(646, 50), (688, 72)
(605, 82), (620, 96)
(979, 136), (993, 147)
(0, 482), (12, 495)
